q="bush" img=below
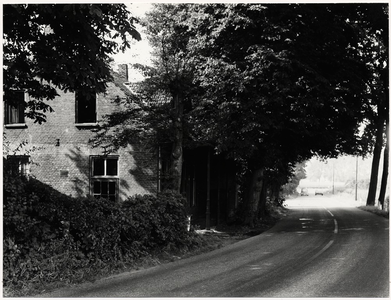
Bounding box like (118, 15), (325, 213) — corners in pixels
(3, 176), (197, 296)
(3, 176), (83, 294)
(122, 191), (189, 250)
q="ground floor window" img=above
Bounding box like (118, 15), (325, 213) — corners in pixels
(92, 179), (119, 202)
(90, 156), (119, 201)
(5, 155), (30, 178)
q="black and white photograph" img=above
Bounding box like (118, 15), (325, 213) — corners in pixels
(2, 2), (389, 297)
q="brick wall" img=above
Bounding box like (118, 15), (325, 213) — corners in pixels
(4, 80), (157, 201)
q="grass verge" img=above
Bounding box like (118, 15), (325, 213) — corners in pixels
(357, 205), (389, 218)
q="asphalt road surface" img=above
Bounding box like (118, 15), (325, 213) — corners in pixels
(38, 195), (389, 297)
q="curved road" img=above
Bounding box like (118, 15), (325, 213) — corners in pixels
(38, 196), (389, 297)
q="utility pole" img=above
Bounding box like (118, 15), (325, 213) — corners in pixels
(332, 159), (335, 194)
(355, 155), (358, 201)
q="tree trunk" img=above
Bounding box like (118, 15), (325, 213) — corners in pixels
(378, 120), (389, 209)
(244, 168), (264, 227)
(258, 180), (268, 219)
(366, 117), (385, 206)
(273, 183), (282, 206)
(169, 91), (184, 193)
(171, 132), (183, 192)
(269, 182), (276, 204)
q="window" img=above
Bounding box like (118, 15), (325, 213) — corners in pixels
(90, 156), (119, 201)
(75, 91), (96, 124)
(4, 91), (25, 125)
(6, 155), (30, 178)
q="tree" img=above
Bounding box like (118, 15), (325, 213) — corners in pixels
(91, 4), (385, 224)
(355, 5), (389, 207)
(142, 4), (195, 192)
(90, 4), (204, 193)
(182, 4), (371, 225)
(378, 119), (389, 209)
(3, 4), (141, 123)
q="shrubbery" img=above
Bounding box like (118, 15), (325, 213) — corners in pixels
(3, 175), (202, 296)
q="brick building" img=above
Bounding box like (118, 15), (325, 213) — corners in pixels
(3, 65), (238, 227)
(3, 67), (157, 201)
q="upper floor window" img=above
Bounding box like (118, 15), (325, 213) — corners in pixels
(75, 91), (96, 124)
(5, 155), (30, 178)
(90, 156), (119, 201)
(4, 90), (25, 126)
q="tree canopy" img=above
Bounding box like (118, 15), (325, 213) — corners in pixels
(91, 3), (388, 222)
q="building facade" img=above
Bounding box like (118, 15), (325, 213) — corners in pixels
(3, 68), (157, 202)
(3, 65), (238, 228)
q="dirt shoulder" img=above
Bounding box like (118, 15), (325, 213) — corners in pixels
(171, 205), (290, 260)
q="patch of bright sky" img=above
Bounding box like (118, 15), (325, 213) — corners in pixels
(111, 3), (153, 71)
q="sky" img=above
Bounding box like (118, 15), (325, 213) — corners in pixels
(111, 3), (153, 67)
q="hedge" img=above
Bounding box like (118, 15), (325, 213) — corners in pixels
(3, 175), (201, 296)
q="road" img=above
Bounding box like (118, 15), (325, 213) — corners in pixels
(38, 195), (389, 297)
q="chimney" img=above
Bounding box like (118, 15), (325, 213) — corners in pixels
(118, 64), (129, 82)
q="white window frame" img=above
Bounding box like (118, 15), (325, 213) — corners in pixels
(90, 156), (119, 201)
